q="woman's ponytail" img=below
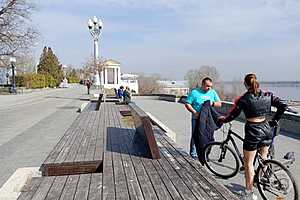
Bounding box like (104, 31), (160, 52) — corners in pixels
(244, 73), (260, 96)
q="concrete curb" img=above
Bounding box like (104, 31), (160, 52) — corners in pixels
(0, 167), (41, 200)
(146, 112), (176, 142)
(78, 102), (89, 113)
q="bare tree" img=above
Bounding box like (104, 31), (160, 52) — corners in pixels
(15, 52), (36, 73)
(137, 73), (163, 94)
(227, 78), (245, 101)
(184, 65), (221, 89)
(0, 0), (39, 59)
(184, 65), (226, 98)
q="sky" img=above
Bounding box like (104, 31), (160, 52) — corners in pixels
(31, 0), (300, 81)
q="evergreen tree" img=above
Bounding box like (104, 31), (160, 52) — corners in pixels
(37, 47), (63, 86)
(37, 47), (47, 73)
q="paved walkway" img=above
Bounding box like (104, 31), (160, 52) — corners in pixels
(134, 96), (300, 198)
(0, 85), (88, 187)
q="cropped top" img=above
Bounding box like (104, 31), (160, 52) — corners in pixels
(223, 90), (287, 123)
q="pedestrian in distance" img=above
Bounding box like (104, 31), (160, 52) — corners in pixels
(218, 73), (288, 200)
(185, 77), (222, 158)
(86, 79), (92, 95)
(117, 86), (124, 101)
(123, 86), (132, 104)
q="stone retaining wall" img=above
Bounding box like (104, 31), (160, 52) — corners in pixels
(135, 94), (300, 136)
(218, 101), (300, 136)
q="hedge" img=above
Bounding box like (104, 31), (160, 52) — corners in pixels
(16, 73), (60, 89)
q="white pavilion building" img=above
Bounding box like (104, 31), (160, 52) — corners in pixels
(100, 59), (139, 93)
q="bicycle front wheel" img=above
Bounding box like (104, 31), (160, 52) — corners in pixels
(256, 159), (298, 200)
(204, 142), (240, 179)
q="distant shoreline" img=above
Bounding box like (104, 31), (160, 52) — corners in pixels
(220, 81), (300, 89)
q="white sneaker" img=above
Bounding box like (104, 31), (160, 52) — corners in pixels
(240, 190), (258, 200)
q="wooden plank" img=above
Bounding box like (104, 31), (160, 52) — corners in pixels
(102, 152), (115, 200)
(59, 175), (80, 200)
(127, 149), (158, 200)
(30, 176), (55, 200)
(74, 111), (97, 162)
(88, 173), (102, 200)
(84, 110), (100, 161)
(17, 178), (43, 200)
(156, 155), (197, 200)
(119, 143), (144, 200)
(101, 104), (107, 152)
(113, 104), (160, 200)
(102, 103), (116, 200)
(43, 113), (87, 165)
(53, 112), (91, 164)
(115, 126), (158, 199)
(140, 157), (173, 200)
(155, 129), (238, 200)
(156, 136), (220, 200)
(112, 145), (130, 200)
(42, 161), (101, 176)
(63, 112), (94, 163)
(151, 160), (183, 200)
(93, 106), (105, 162)
(74, 174), (91, 200)
(44, 176), (68, 200)
(110, 106), (133, 200)
(114, 107), (163, 199)
(115, 106), (182, 200)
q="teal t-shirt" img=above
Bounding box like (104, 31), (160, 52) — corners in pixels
(186, 88), (220, 113)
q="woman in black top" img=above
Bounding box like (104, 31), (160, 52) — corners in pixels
(219, 73), (287, 199)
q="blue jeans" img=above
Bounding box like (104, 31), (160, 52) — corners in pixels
(190, 118), (197, 157)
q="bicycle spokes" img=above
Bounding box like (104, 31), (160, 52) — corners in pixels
(204, 142), (240, 179)
(257, 160), (298, 200)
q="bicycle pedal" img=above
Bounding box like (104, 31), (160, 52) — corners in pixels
(283, 151), (295, 161)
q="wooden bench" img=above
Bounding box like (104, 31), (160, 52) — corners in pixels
(19, 102), (238, 200)
(40, 104), (104, 176)
(17, 174), (102, 200)
(128, 102), (160, 159)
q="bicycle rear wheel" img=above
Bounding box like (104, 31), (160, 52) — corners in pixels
(256, 159), (298, 200)
(204, 142), (240, 179)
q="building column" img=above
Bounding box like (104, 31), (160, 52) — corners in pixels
(100, 71), (103, 86)
(114, 67), (118, 84)
(104, 68), (108, 85)
(118, 67), (121, 84)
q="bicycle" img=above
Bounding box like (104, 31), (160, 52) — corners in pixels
(203, 122), (298, 200)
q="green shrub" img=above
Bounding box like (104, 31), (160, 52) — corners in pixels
(15, 73), (47, 89)
(31, 74), (46, 88)
(67, 76), (80, 83)
(67, 69), (80, 83)
(16, 75), (26, 87)
(45, 74), (57, 88)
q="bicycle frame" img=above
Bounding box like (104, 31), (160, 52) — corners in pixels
(222, 129), (245, 165)
(226, 125), (294, 167)
(222, 124), (278, 167)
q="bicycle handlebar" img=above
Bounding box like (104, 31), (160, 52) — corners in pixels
(286, 106), (298, 114)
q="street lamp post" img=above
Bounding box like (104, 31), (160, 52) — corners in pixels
(9, 57), (16, 94)
(6, 69), (9, 86)
(87, 16), (103, 89)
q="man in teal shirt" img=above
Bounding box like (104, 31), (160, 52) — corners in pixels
(185, 77), (222, 158)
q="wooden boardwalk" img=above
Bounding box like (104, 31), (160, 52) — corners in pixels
(18, 102), (238, 200)
(40, 107), (103, 176)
